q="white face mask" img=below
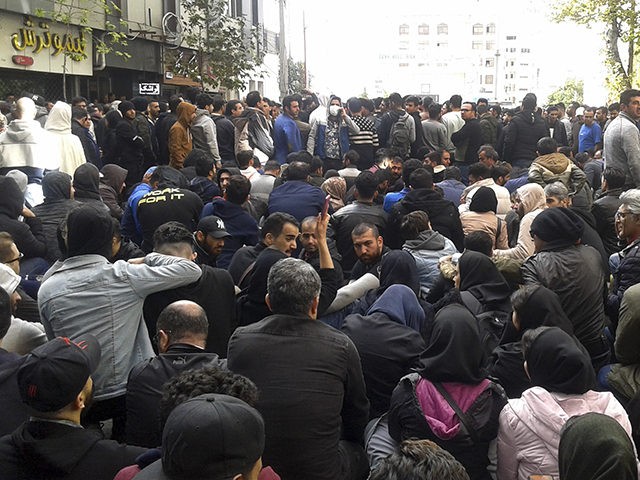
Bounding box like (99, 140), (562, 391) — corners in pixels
(329, 105), (341, 117)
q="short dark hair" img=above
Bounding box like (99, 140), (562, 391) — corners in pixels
(468, 162), (491, 180)
(71, 106), (88, 120)
(236, 150), (254, 169)
(444, 166), (462, 181)
(261, 212), (299, 239)
(546, 105), (559, 114)
(388, 92), (403, 106)
(211, 95), (225, 112)
(510, 284), (541, 316)
(224, 99), (242, 116)
(0, 288), (11, 340)
(492, 163), (512, 182)
(150, 165), (188, 189)
(184, 149), (214, 177)
(195, 93), (214, 109)
(361, 98), (374, 112)
(246, 91), (261, 108)
(409, 168), (434, 189)
(352, 222), (379, 238)
(347, 97), (362, 113)
(478, 145), (499, 160)
(282, 95), (297, 110)
(310, 155), (323, 173)
(226, 175), (251, 204)
(159, 366), (258, 429)
(355, 171), (378, 199)
(344, 149), (360, 166)
(604, 167), (626, 189)
(558, 146), (572, 159)
(401, 210), (430, 241)
(156, 301), (209, 342)
(370, 439), (470, 480)
(263, 160), (281, 173)
(402, 159), (423, 184)
(405, 95), (420, 105)
(620, 89), (640, 106)
(522, 92), (537, 110)
(449, 95), (462, 109)
(153, 221), (193, 254)
(426, 151), (443, 165)
(609, 102), (620, 111)
(537, 137), (558, 155)
(463, 101), (477, 112)
(464, 231), (493, 256)
(286, 161), (310, 181)
(71, 96), (87, 105)
(169, 95), (182, 113)
(428, 103), (441, 119)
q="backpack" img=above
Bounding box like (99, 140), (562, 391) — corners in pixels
(389, 113), (412, 158)
(460, 291), (509, 360)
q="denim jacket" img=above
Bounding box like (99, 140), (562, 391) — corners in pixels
(38, 253), (202, 400)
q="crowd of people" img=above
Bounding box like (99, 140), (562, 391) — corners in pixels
(0, 85), (639, 480)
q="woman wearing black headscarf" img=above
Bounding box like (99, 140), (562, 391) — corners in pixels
(559, 413), (639, 480)
(488, 284), (587, 398)
(497, 327), (631, 480)
(388, 304), (507, 480)
(342, 284), (427, 420)
(460, 186), (508, 249)
(32, 172), (81, 263)
(456, 250), (512, 314)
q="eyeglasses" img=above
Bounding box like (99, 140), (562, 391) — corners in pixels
(615, 211), (634, 219)
(460, 109), (472, 112)
(4, 252), (23, 264)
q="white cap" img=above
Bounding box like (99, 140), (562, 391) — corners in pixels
(575, 107), (585, 116)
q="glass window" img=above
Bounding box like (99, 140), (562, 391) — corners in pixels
(418, 24), (429, 35)
(473, 23), (483, 35)
(399, 24), (409, 35)
(485, 74), (494, 84)
(437, 23), (448, 35)
(486, 23), (496, 34)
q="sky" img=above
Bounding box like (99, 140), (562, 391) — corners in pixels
(285, 0), (609, 105)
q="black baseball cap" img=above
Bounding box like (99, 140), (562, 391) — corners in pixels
(197, 216), (231, 239)
(136, 393), (265, 480)
(17, 335), (101, 412)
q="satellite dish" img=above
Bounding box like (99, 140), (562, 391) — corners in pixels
(162, 12), (183, 49)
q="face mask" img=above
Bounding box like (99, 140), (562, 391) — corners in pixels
(329, 105), (341, 117)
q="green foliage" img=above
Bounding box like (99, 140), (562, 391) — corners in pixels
(547, 78), (584, 105)
(178, 0), (265, 91)
(287, 57), (306, 94)
(552, 0), (638, 99)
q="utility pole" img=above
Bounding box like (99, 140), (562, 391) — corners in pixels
(278, 0), (288, 99)
(303, 10), (308, 89)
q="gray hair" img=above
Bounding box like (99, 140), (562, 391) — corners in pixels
(620, 189), (640, 214)
(267, 258), (321, 316)
(544, 181), (569, 200)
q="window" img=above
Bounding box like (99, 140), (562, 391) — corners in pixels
(437, 23), (448, 35)
(399, 24), (409, 35)
(472, 41), (483, 50)
(473, 23), (483, 35)
(437, 41), (448, 48)
(399, 63), (409, 67)
(486, 23), (496, 34)
(485, 74), (494, 84)
(418, 23), (429, 35)
(521, 48), (530, 53)
(506, 35), (516, 40)
(486, 41), (495, 50)
(485, 58), (495, 67)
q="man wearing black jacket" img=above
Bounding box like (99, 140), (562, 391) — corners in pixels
(126, 300), (226, 447)
(451, 101), (483, 184)
(503, 93), (548, 169)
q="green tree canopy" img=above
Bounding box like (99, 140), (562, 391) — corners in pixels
(547, 78), (584, 106)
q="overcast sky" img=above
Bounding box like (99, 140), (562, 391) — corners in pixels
(285, 0), (608, 104)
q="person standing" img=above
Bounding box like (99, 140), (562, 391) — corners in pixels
(603, 89), (640, 190)
(273, 95), (302, 165)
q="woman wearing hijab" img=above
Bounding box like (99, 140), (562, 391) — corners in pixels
(488, 285), (584, 398)
(389, 304), (507, 480)
(497, 327), (632, 480)
(460, 186), (508, 249)
(32, 172), (81, 263)
(342, 284), (426, 420)
(99, 164), (128, 220)
(559, 413), (638, 480)
(72, 163), (109, 214)
(456, 250), (512, 314)
(321, 176), (347, 211)
(45, 101), (87, 175)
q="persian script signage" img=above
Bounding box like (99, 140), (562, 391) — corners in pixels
(0, 13), (93, 75)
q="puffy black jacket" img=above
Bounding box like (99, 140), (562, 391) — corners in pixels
(388, 188), (464, 250)
(592, 189), (623, 256)
(607, 239), (640, 329)
(125, 343), (225, 447)
(521, 245), (607, 356)
(503, 109), (548, 167)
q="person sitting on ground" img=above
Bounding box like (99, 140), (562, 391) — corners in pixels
(558, 413), (639, 480)
(369, 439), (470, 480)
(126, 300), (226, 448)
(388, 303), (508, 480)
(0, 336), (147, 479)
(459, 162), (511, 218)
(455, 250), (512, 315)
(99, 164), (128, 220)
(497, 326), (635, 480)
(460, 186), (508, 249)
(528, 136), (586, 195)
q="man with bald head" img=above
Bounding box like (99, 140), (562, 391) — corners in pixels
(0, 97), (60, 206)
(126, 299), (226, 447)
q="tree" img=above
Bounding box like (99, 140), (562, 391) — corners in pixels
(36, 0), (130, 101)
(547, 78), (584, 106)
(287, 57), (306, 94)
(178, 0), (264, 91)
(553, 0), (638, 98)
